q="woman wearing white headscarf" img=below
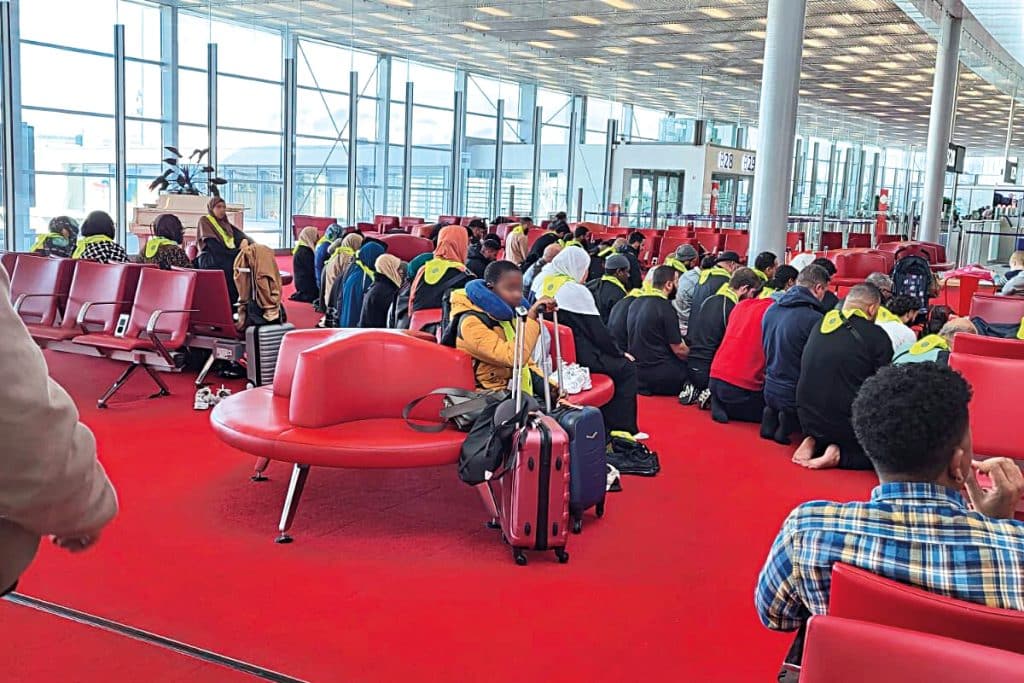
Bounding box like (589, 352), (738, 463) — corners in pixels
(538, 247), (639, 435)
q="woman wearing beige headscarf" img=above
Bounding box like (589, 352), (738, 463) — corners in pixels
(322, 232), (364, 312)
(197, 196), (251, 303)
(358, 253), (403, 328)
(505, 225), (529, 266)
(289, 226), (320, 302)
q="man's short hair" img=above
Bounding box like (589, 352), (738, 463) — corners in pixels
(887, 294), (917, 317)
(852, 363), (972, 478)
(555, 211), (567, 221)
(845, 283), (882, 307)
(754, 251), (778, 272)
(768, 265), (798, 291)
(729, 267), (762, 291)
(627, 231), (645, 245)
(481, 237), (502, 251)
(574, 226), (589, 239)
(811, 257), (837, 277)
(650, 264), (677, 290)
(483, 260), (520, 285)
(520, 216), (534, 224)
(865, 272), (894, 293)
(555, 222), (571, 235)
(468, 219), (486, 230)
(700, 255), (717, 270)
(796, 264), (830, 288)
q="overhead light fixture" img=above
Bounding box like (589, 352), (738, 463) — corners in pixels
(633, 70), (653, 76)
(710, 42), (736, 51)
(369, 12), (397, 20)
(803, 38), (825, 48)
(661, 23), (692, 33)
(381, 0), (414, 7)
(681, 53), (708, 61)
(698, 7), (732, 19)
(746, 30), (766, 39)
(600, 0), (636, 9)
(571, 15), (603, 25)
(584, 56), (609, 64)
(821, 63), (846, 71)
(812, 27), (842, 37)
(629, 36), (660, 44)
(528, 41), (555, 49)
(653, 61), (676, 69)
(721, 67), (745, 75)
(477, 6), (511, 17)
(363, 27), (387, 35)
(548, 29), (578, 38)
(604, 46), (629, 54)
(463, 21), (491, 30)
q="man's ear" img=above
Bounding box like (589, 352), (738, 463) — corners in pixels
(948, 445), (969, 485)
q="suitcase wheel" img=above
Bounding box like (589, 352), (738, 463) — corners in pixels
(486, 518), (501, 530)
(513, 549), (528, 566)
(596, 502), (605, 518)
(572, 517), (583, 534)
(554, 548), (569, 564)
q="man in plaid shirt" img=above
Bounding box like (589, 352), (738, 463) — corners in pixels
(756, 363), (1024, 675)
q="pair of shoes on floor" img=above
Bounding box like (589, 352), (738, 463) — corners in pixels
(606, 464), (623, 493)
(194, 385), (232, 411)
(678, 382), (697, 405)
(696, 388), (712, 411)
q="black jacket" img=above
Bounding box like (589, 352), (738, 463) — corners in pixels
(465, 244), (492, 279)
(289, 246), (319, 302)
(586, 277), (628, 324)
(687, 293), (737, 373)
(359, 276), (400, 328)
(522, 232), (561, 272)
(762, 286), (824, 407)
(608, 294), (638, 352)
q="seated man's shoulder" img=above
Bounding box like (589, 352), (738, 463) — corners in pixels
(781, 499), (866, 532)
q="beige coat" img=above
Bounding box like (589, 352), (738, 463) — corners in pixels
(0, 268), (117, 591)
(233, 240), (284, 326)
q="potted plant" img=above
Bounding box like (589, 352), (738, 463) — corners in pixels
(148, 146), (228, 196)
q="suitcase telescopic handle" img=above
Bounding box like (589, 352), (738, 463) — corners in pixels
(551, 309), (564, 396)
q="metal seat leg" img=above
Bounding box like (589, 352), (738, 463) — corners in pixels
(251, 456), (271, 482)
(97, 363), (140, 409)
(275, 464), (310, 544)
(195, 352), (217, 387)
(143, 364), (171, 399)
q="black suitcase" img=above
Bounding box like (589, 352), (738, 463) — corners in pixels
(245, 323), (294, 387)
(548, 310), (607, 533)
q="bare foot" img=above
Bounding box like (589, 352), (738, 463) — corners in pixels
(805, 444), (842, 470)
(792, 436), (816, 465)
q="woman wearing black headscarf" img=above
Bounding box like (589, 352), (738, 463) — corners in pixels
(141, 214), (192, 270)
(73, 211), (128, 264)
(196, 196), (251, 303)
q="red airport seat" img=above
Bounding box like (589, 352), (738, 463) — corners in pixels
(948, 352), (1023, 459)
(526, 229), (549, 250)
(820, 231), (843, 251)
(25, 261), (131, 344)
(374, 215), (400, 230)
(1, 251), (20, 276)
(658, 235), (699, 262)
(459, 216), (479, 227)
(828, 562), (1024, 655)
(210, 330), (476, 542)
(845, 233), (871, 248)
(951, 332), (1024, 359)
(969, 293), (1024, 325)
(121, 262), (157, 303)
(494, 223), (515, 239)
(542, 320), (613, 407)
(438, 215), (461, 225)
(9, 255), (75, 325)
(831, 250), (893, 287)
(875, 233), (907, 244)
(408, 307), (443, 333)
(695, 232), (725, 255)
(400, 216), (425, 228)
(180, 268), (245, 386)
(785, 232), (806, 253)
(74, 268), (197, 408)
(638, 235), (661, 266)
(378, 233), (434, 262)
(291, 215), (336, 240)
(801, 616), (1024, 683)
(411, 224), (434, 239)
(722, 233), (749, 261)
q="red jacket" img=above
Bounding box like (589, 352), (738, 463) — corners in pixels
(710, 297), (774, 391)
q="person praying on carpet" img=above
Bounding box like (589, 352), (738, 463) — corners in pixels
(686, 250), (742, 341)
(322, 233), (364, 323)
(586, 253), (632, 324)
(359, 253), (403, 329)
(408, 225), (473, 316)
(332, 240), (386, 328)
(624, 265), (691, 397)
(313, 223), (344, 294)
(74, 211), (128, 264)
(391, 252), (431, 329)
(289, 226), (321, 303)
(793, 283), (892, 470)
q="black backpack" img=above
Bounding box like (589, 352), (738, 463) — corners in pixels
(891, 252), (933, 311)
(438, 288), (500, 347)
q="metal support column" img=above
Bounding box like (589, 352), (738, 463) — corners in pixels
(402, 81), (413, 217)
(530, 105), (542, 218)
(375, 55), (390, 215)
(869, 151), (880, 201)
(789, 138), (803, 213)
(565, 98), (579, 214)
(281, 36), (297, 246)
(622, 104), (634, 142)
(823, 143), (837, 216)
(808, 142), (820, 208)
(1004, 88), (1017, 170)
(602, 118), (617, 211)
(492, 98), (504, 216)
(207, 44), (217, 170)
(159, 4), (178, 153)
(1, 0), (22, 250)
(347, 70), (358, 224)
(839, 148), (852, 216)
(114, 25), (127, 245)
(450, 89), (465, 216)
(853, 148), (866, 214)
(749, 0), (807, 258)
(920, 8), (962, 243)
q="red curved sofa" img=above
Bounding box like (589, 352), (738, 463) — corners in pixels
(210, 329), (476, 542)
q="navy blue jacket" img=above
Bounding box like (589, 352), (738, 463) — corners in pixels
(761, 286), (824, 408)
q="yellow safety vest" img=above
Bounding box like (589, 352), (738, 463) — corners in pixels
(498, 319), (533, 395)
(759, 286), (776, 299)
(145, 237), (179, 259)
(715, 282), (739, 304)
(541, 273), (575, 298)
(30, 233), (54, 252)
(204, 215), (235, 249)
(1017, 318), (1024, 340)
(698, 265), (731, 285)
(907, 333), (950, 355)
(423, 258), (464, 285)
(597, 246), (617, 258)
(357, 260), (375, 280)
(600, 275), (627, 294)
(663, 257), (688, 273)
(820, 308), (870, 334)
(875, 306), (900, 324)
(639, 289), (668, 300)
(71, 234), (114, 259)
(560, 239), (583, 249)
(753, 268), (769, 282)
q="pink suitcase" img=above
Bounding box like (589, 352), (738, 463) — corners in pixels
(488, 309), (571, 565)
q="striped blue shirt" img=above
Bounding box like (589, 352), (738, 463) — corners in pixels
(756, 481), (1024, 631)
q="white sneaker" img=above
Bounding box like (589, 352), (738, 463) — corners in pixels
(194, 387), (213, 410)
(697, 388), (712, 411)
(633, 432), (650, 441)
(606, 464), (622, 492)
(678, 383), (696, 405)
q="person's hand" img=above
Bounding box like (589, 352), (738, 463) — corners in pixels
(964, 458), (1024, 519)
(624, 352), (636, 362)
(50, 532), (102, 553)
(528, 296), (557, 320)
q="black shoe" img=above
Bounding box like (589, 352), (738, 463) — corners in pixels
(710, 395), (729, 424)
(216, 361), (246, 380)
(697, 388), (711, 411)
(760, 407), (780, 440)
(678, 382), (696, 406)
(606, 442), (661, 477)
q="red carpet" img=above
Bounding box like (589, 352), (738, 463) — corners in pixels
(6, 264), (880, 680)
